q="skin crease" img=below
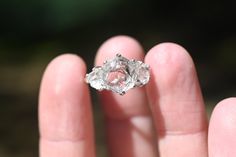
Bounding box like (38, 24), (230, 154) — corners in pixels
(39, 35), (236, 157)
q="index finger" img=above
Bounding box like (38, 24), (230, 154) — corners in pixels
(39, 54), (95, 157)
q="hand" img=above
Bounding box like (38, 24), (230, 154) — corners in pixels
(38, 36), (236, 157)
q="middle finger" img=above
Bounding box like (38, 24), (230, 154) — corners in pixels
(95, 36), (158, 157)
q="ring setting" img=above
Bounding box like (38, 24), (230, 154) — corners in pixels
(85, 54), (150, 95)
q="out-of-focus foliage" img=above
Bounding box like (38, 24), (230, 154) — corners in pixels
(0, 0), (120, 32)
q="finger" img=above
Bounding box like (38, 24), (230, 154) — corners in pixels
(39, 54), (95, 157)
(209, 97), (236, 157)
(145, 43), (208, 157)
(95, 35), (158, 157)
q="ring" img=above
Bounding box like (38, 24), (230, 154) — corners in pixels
(85, 54), (150, 95)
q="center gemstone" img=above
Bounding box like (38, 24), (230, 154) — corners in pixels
(107, 69), (127, 86)
(105, 62), (134, 95)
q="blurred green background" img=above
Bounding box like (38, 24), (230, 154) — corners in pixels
(0, 0), (235, 156)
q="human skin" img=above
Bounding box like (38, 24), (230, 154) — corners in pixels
(39, 35), (236, 157)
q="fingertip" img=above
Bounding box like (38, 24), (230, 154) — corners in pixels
(209, 97), (236, 156)
(145, 42), (200, 106)
(210, 97), (236, 131)
(212, 97), (236, 111)
(95, 35), (144, 65)
(145, 42), (196, 92)
(145, 42), (193, 67)
(43, 53), (86, 79)
(40, 53), (87, 96)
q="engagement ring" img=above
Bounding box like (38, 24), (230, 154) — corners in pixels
(85, 54), (150, 95)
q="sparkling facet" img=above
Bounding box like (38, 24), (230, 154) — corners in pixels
(85, 54), (150, 95)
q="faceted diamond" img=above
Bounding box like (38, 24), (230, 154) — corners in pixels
(85, 54), (150, 95)
(106, 69), (133, 94)
(103, 54), (134, 94)
(85, 66), (105, 90)
(134, 62), (150, 86)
